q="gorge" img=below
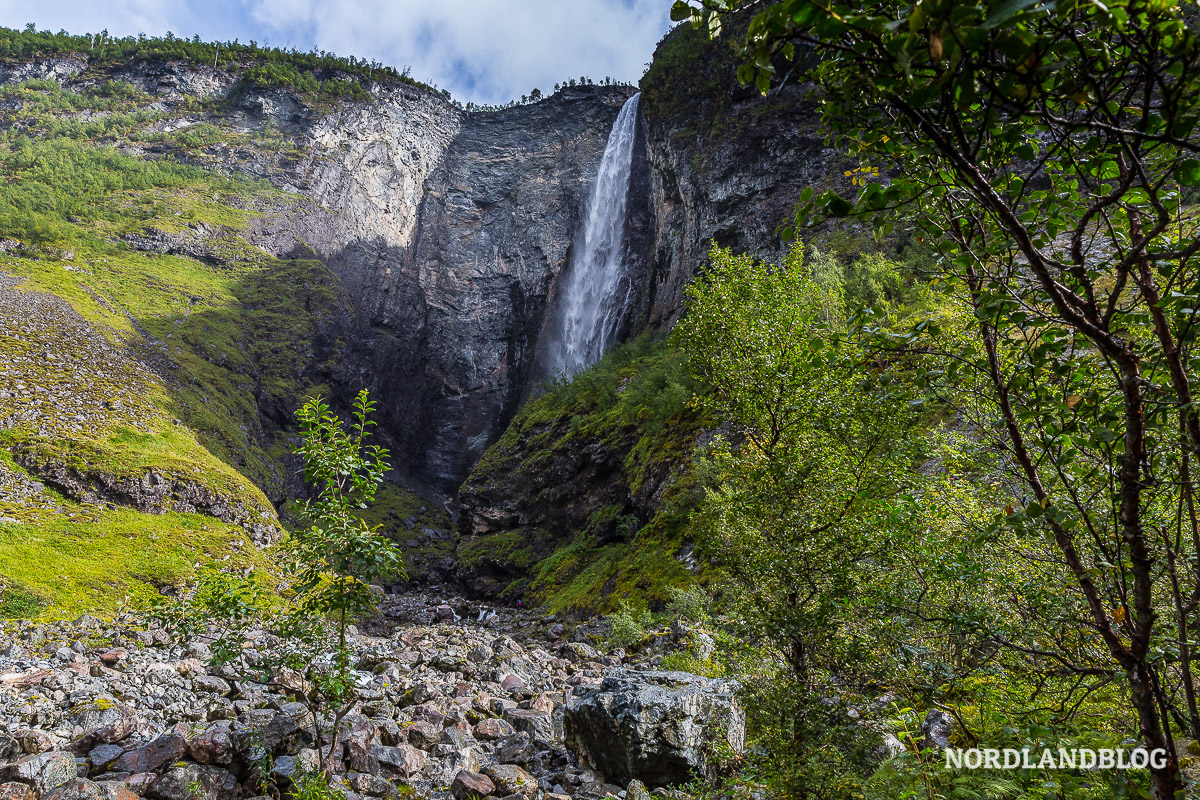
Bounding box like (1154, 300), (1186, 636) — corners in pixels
(0, 19), (818, 616)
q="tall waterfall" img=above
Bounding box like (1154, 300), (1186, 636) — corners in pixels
(541, 93), (640, 379)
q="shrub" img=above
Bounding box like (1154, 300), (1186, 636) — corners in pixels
(666, 584), (709, 623)
(607, 601), (654, 649)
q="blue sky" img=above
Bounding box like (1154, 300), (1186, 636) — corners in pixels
(0, 0), (676, 105)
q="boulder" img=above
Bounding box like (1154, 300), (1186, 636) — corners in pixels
(921, 710), (955, 749)
(71, 703), (136, 751)
(371, 745), (424, 778)
(563, 670), (744, 787)
(112, 736), (185, 775)
(473, 719), (515, 741)
(87, 745), (124, 773)
(559, 643), (597, 663)
(430, 748), (478, 787)
(147, 765), (237, 800)
(450, 770), (494, 800)
(42, 778), (105, 800)
(341, 715), (378, 773)
(97, 785), (139, 800)
(190, 677), (231, 697)
(187, 726), (232, 766)
(502, 710), (552, 743)
(626, 779), (652, 800)
(0, 733), (20, 763)
(230, 710), (308, 758)
(406, 721), (440, 748)
(493, 733), (532, 767)
(3, 751), (78, 794)
(15, 730), (55, 755)
(0, 783), (34, 800)
(347, 773), (395, 798)
(484, 765), (537, 796)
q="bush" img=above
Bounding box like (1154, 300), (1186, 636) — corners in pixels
(607, 601), (654, 649)
(666, 584), (709, 622)
(0, 580), (46, 617)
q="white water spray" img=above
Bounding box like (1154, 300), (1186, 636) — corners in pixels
(542, 93), (640, 378)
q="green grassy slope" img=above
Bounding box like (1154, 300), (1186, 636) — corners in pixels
(0, 74), (430, 618)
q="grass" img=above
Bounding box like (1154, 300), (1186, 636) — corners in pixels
(0, 26), (442, 103)
(0, 499), (270, 619)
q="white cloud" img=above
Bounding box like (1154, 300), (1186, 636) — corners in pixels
(0, 0), (674, 104)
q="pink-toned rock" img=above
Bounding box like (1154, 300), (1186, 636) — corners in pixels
(473, 718), (515, 741)
(97, 784), (138, 800)
(98, 650), (127, 667)
(112, 736), (185, 775)
(499, 674), (525, 692)
(450, 770), (494, 800)
(42, 779), (105, 800)
(14, 729), (54, 754)
(528, 695), (555, 714)
(186, 727), (232, 766)
(0, 782), (34, 800)
(0, 670), (51, 689)
(124, 773), (157, 797)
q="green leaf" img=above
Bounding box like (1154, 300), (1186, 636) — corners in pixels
(823, 194), (854, 217)
(1179, 159), (1200, 186)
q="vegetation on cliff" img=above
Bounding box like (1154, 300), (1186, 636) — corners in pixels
(647, 0), (1200, 796)
(0, 71), (443, 619)
(0, 25), (436, 103)
(456, 335), (710, 616)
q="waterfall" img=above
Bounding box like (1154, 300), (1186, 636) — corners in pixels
(541, 93), (641, 379)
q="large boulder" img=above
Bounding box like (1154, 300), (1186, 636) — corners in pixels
(563, 670), (744, 787)
(2, 751), (78, 795)
(70, 702), (136, 751)
(112, 735), (185, 775)
(147, 765), (237, 800)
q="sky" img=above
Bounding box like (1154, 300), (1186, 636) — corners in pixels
(0, 0), (676, 105)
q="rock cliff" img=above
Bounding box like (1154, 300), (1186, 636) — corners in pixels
(638, 21), (838, 329)
(455, 22), (843, 609)
(0, 22), (839, 615)
(215, 80), (641, 490)
(0, 54), (639, 495)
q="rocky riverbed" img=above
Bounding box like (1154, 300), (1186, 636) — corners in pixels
(0, 594), (742, 800)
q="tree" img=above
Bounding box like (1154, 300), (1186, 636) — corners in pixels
(156, 389), (404, 785)
(675, 0), (1200, 796)
(677, 243), (921, 797)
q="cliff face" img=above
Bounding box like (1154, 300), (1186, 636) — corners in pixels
(0, 23), (831, 517)
(220, 81), (638, 490)
(455, 23), (849, 610)
(638, 22), (838, 329)
(0, 55), (634, 492)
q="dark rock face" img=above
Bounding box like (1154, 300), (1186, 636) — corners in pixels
(563, 670), (744, 788)
(0, 57), (638, 494)
(639, 22), (840, 330)
(393, 88), (640, 486)
(234, 82), (641, 490)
